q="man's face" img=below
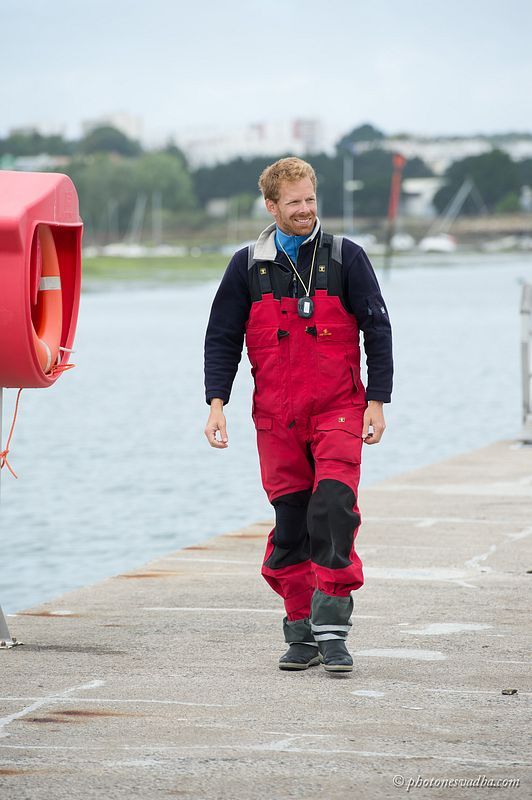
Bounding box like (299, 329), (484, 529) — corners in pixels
(265, 177), (317, 237)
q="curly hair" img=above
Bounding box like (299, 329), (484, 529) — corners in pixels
(258, 157), (317, 201)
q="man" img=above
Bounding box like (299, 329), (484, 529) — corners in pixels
(204, 157), (392, 673)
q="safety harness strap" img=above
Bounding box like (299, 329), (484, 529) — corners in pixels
(249, 233), (343, 298)
(258, 263), (273, 294)
(248, 245), (273, 295)
(315, 232), (333, 290)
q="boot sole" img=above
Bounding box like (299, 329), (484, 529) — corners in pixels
(322, 663), (353, 672)
(319, 654), (353, 672)
(279, 656), (321, 671)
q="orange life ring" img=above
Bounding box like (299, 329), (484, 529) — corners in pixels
(31, 225), (62, 374)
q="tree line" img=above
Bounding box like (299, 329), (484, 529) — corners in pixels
(1, 124), (531, 239)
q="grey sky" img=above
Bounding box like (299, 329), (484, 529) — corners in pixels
(2, 0), (531, 143)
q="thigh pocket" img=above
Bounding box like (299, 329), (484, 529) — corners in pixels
(312, 413), (363, 464)
(254, 415), (274, 453)
(254, 416), (273, 432)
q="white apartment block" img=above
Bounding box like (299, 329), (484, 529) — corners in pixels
(358, 137), (532, 176)
(177, 119), (324, 168)
(176, 121), (532, 175)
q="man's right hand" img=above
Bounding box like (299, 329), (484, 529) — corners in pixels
(204, 399), (228, 449)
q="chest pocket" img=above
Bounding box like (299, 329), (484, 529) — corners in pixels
(246, 327), (280, 352)
(245, 326), (282, 415)
(315, 323), (357, 345)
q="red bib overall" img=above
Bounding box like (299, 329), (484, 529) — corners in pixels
(245, 281), (367, 639)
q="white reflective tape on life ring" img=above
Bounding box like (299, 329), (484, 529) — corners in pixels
(39, 276), (61, 291)
(42, 340), (52, 373)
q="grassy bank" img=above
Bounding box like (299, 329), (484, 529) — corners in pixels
(82, 253), (227, 282)
(81, 247), (528, 289)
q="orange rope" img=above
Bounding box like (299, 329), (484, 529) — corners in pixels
(0, 363), (75, 480)
(0, 388), (23, 479)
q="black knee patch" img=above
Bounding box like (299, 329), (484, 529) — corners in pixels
(265, 489), (312, 570)
(307, 479), (360, 569)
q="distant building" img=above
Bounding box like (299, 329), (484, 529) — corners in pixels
(356, 135), (532, 176)
(81, 113), (143, 142)
(402, 177), (445, 218)
(177, 122), (532, 174)
(177, 119), (324, 167)
(504, 139), (532, 162)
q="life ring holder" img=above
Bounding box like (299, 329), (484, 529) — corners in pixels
(30, 224), (63, 375)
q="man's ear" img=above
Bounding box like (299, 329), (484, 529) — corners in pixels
(265, 198), (277, 217)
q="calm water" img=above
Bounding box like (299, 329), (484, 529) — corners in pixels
(1, 253), (531, 614)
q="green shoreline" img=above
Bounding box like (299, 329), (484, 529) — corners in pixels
(82, 249), (528, 283)
(82, 253), (227, 280)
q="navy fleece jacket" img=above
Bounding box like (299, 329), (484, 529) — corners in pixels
(204, 232), (393, 405)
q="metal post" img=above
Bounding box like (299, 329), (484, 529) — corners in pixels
(0, 606), (19, 648)
(152, 190), (162, 247)
(343, 153), (354, 235)
(521, 285), (532, 444)
(0, 387), (23, 648)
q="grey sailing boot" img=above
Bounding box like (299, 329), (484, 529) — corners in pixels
(318, 639), (353, 672)
(310, 590), (354, 673)
(279, 617), (320, 671)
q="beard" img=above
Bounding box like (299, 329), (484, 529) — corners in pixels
(277, 213), (316, 237)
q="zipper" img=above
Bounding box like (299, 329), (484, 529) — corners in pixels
(269, 259), (312, 299)
(291, 274), (297, 297)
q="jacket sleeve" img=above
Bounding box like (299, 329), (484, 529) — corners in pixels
(204, 250), (251, 405)
(343, 242), (394, 403)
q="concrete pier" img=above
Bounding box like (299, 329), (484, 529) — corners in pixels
(1, 440), (530, 798)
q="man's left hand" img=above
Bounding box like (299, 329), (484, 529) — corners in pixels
(362, 400), (386, 445)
